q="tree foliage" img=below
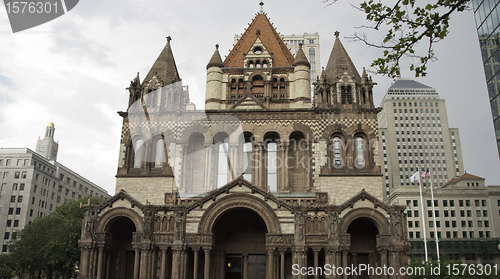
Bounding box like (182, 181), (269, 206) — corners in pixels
(1, 196), (104, 279)
(325, 0), (470, 77)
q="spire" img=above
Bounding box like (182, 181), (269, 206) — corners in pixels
(259, 1), (264, 13)
(292, 43), (310, 67)
(224, 13), (294, 68)
(142, 36), (181, 86)
(207, 44), (225, 69)
(324, 32), (361, 84)
(36, 121), (59, 161)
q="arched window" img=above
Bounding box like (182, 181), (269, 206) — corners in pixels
(279, 78), (286, 98)
(256, 60), (261, 68)
(332, 137), (342, 168)
(217, 140), (229, 188)
(155, 138), (165, 167)
(249, 61), (254, 68)
(289, 131), (309, 192)
(252, 76), (265, 98)
(341, 86), (352, 104)
(187, 133), (205, 193)
(133, 139), (143, 168)
(238, 79), (244, 98)
(263, 60), (268, 68)
(355, 137), (365, 168)
(267, 140), (278, 192)
(230, 78), (237, 99)
(243, 141), (252, 181)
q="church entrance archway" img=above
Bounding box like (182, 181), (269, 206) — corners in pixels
(106, 216), (137, 279)
(347, 217), (380, 279)
(212, 208), (267, 279)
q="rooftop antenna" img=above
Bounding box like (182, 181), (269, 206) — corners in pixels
(259, 1), (264, 13)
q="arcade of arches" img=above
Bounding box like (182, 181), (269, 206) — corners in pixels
(78, 185), (409, 279)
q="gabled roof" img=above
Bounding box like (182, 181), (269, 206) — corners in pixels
(442, 173), (484, 188)
(207, 44), (224, 69)
(324, 32), (361, 84)
(388, 78), (433, 90)
(224, 13), (294, 68)
(142, 37), (181, 86)
(187, 176), (292, 211)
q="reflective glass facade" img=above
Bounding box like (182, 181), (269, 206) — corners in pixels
(473, 0), (500, 157)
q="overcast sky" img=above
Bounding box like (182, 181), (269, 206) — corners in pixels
(0, 0), (498, 196)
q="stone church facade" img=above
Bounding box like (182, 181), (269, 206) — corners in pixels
(78, 12), (409, 279)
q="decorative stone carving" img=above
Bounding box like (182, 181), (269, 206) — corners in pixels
(266, 234), (294, 245)
(315, 192), (328, 203)
(82, 206), (98, 239)
(143, 208), (154, 239)
(305, 214), (327, 234)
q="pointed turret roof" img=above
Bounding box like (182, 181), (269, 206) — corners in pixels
(224, 13), (294, 68)
(292, 44), (310, 67)
(207, 44), (225, 69)
(142, 36), (181, 86)
(324, 32), (361, 84)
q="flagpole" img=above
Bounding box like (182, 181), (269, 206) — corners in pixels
(428, 167), (441, 262)
(417, 166), (429, 262)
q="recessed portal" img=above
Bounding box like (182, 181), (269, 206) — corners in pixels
(107, 217), (137, 279)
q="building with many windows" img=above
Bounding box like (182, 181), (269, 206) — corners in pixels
(378, 78), (465, 198)
(472, 0), (500, 157)
(388, 173), (500, 264)
(0, 123), (110, 253)
(77, 9), (409, 279)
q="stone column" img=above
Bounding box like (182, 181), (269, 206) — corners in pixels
(171, 247), (182, 279)
(342, 251), (348, 279)
(266, 248), (275, 279)
(254, 142), (263, 188)
(204, 248), (211, 279)
(313, 249), (320, 279)
(89, 248), (95, 278)
(134, 249), (141, 279)
(140, 248), (149, 279)
(204, 144), (213, 190)
(193, 248), (199, 279)
(368, 253), (374, 279)
(380, 250), (388, 279)
(351, 253), (357, 279)
(79, 247), (90, 278)
(243, 254), (249, 279)
(160, 248), (167, 279)
(280, 250), (285, 279)
(96, 246), (105, 279)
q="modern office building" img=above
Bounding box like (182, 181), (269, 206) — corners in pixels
(0, 122), (110, 253)
(472, 0), (500, 158)
(388, 173), (500, 264)
(378, 78), (465, 198)
(234, 32), (320, 83)
(78, 9), (410, 279)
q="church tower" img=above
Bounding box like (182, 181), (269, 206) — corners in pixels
(35, 121), (58, 161)
(314, 32), (375, 110)
(205, 12), (311, 110)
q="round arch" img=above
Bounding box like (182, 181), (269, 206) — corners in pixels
(197, 194), (281, 234)
(96, 207), (145, 235)
(339, 208), (390, 235)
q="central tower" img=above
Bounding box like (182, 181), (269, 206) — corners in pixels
(205, 13), (311, 110)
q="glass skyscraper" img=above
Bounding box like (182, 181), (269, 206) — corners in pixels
(473, 0), (500, 157)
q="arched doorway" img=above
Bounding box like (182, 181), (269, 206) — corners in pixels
(106, 217), (137, 279)
(347, 218), (379, 279)
(212, 208), (267, 279)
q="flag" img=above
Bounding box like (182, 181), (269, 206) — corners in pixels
(421, 168), (430, 179)
(410, 171), (419, 183)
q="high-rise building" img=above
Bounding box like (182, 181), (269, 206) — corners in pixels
(78, 10), (409, 279)
(378, 78), (464, 198)
(388, 173), (500, 264)
(472, 0), (500, 157)
(0, 122), (110, 253)
(234, 32), (321, 83)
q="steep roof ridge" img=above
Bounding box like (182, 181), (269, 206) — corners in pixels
(142, 37), (181, 86)
(324, 33), (361, 84)
(207, 44), (225, 69)
(223, 13), (294, 68)
(292, 44), (311, 67)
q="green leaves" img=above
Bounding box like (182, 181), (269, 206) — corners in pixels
(3, 196), (103, 278)
(327, 0), (470, 77)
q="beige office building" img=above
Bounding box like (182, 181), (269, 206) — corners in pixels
(0, 123), (110, 253)
(388, 173), (500, 264)
(378, 78), (465, 198)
